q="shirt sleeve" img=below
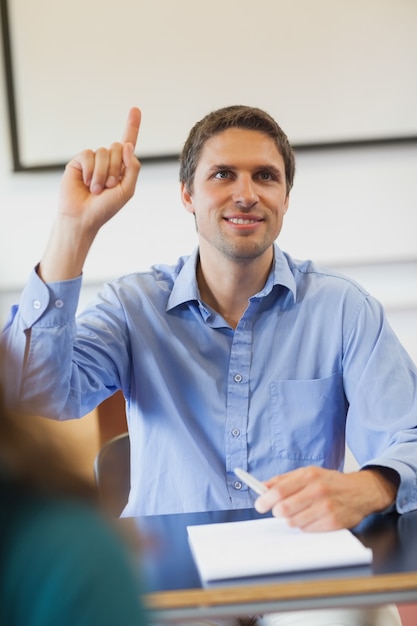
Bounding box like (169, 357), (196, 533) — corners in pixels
(0, 267), (126, 418)
(343, 293), (417, 513)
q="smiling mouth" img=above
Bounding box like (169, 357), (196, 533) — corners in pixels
(226, 217), (261, 225)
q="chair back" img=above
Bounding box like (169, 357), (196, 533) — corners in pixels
(94, 432), (130, 516)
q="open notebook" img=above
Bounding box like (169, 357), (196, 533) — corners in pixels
(187, 517), (372, 582)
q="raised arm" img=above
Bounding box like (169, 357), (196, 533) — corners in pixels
(39, 108), (141, 282)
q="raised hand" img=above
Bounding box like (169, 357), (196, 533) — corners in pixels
(39, 108), (142, 282)
(58, 107), (141, 231)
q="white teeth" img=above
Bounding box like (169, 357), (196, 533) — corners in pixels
(228, 218), (257, 225)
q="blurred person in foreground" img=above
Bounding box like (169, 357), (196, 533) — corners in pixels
(0, 354), (149, 626)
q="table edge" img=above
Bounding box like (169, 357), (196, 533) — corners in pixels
(144, 571), (417, 610)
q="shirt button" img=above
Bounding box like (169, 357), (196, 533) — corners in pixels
(234, 481), (242, 490)
(231, 428), (240, 437)
(55, 299), (64, 308)
(234, 373), (243, 383)
(33, 300), (41, 310)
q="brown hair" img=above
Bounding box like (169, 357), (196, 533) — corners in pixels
(179, 105), (296, 195)
(0, 383), (96, 501)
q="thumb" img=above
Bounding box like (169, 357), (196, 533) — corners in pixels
(121, 142), (141, 196)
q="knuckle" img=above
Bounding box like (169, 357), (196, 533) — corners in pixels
(314, 482), (328, 498)
(305, 465), (320, 479)
(272, 503), (283, 518)
(279, 500), (291, 517)
(79, 148), (94, 159)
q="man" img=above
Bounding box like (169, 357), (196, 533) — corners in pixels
(2, 106), (415, 625)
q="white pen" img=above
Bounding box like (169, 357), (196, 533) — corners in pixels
(234, 467), (268, 496)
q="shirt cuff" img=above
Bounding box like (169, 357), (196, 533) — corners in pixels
(19, 265), (82, 328)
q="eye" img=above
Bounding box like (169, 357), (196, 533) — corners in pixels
(257, 171), (275, 181)
(214, 170), (231, 180)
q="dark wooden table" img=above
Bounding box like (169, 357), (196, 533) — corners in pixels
(127, 508), (417, 623)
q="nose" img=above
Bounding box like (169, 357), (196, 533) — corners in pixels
(232, 174), (259, 208)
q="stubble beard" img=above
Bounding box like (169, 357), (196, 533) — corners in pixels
(211, 231), (274, 264)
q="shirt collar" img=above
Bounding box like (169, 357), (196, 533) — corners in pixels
(167, 244), (296, 312)
(270, 244), (297, 301)
(167, 248), (201, 311)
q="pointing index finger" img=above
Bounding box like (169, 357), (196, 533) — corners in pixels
(122, 107), (141, 148)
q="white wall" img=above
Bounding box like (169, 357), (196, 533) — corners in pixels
(1, 5), (416, 363)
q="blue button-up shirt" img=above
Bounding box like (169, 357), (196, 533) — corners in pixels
(2, 246), (417, 516)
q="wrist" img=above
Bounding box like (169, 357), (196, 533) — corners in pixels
(360, 466), (399, 512)
(39, 215), (96, 282)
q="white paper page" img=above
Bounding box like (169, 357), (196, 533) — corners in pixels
(187, 517), (373, 582)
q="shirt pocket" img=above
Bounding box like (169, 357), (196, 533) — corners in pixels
(269, 372), (347, 467)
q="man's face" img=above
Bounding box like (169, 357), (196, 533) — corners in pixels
(181, 128), (289, 263)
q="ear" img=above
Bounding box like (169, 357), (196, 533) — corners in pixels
(283, 193), (290, 215)
(181, 182), (195, 214)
